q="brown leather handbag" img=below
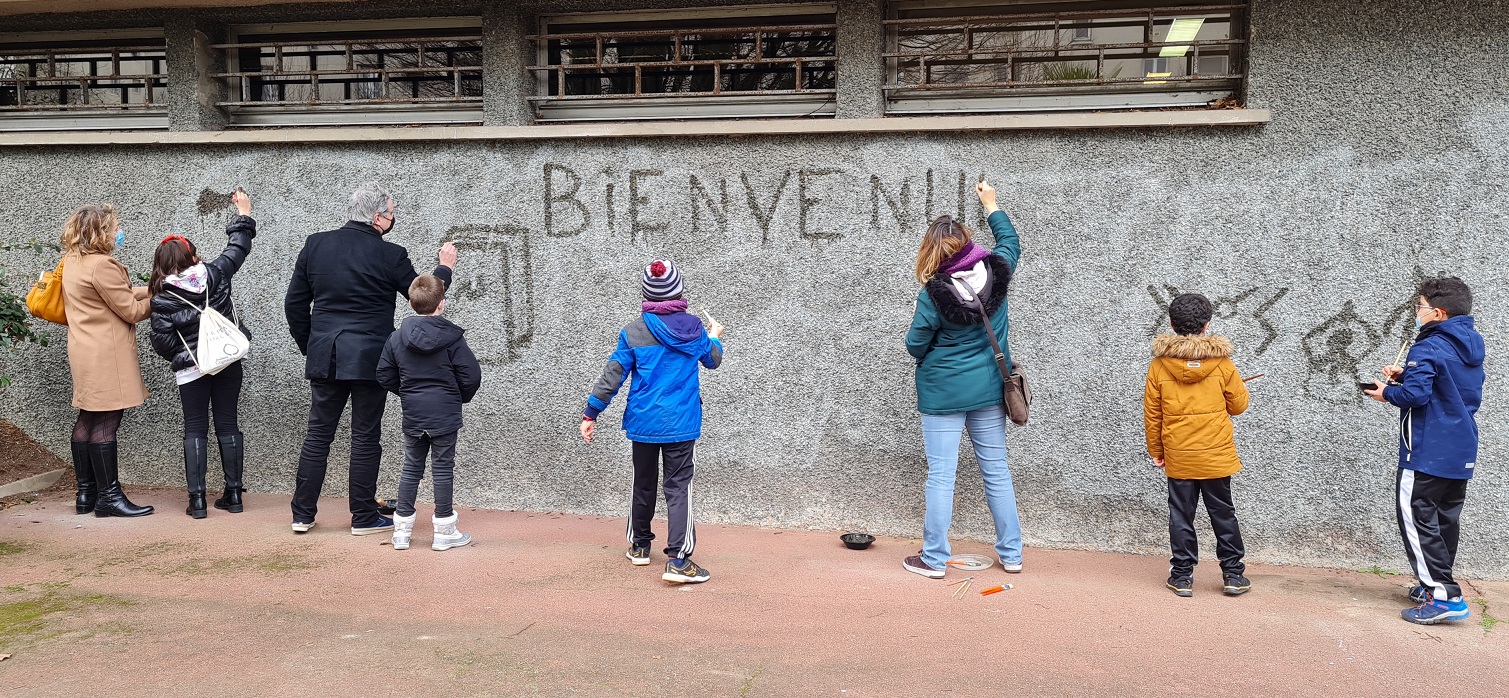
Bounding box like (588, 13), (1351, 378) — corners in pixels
(972, 300), (1031, 426)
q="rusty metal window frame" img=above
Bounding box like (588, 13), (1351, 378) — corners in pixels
(884, 0), (1248, 115)
(0, 30), (169, 131)
(530, 4), (839, 122)
(212, 18), (484, 127)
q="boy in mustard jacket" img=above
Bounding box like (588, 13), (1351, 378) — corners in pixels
(1144, 293), (1251, 597)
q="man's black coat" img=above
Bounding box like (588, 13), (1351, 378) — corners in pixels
(284, 221), (452, 381)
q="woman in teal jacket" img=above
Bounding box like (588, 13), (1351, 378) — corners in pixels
(902, 180), (1024, 579)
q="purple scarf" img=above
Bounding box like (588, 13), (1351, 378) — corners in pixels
(642, 299), (688, 315)
(942, 241), (990, 274)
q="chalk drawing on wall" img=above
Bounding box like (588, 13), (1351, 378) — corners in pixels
(442, 224), (534, 365)
(1145, 284), (1289, 356)
(1301, 301), (1381, 404)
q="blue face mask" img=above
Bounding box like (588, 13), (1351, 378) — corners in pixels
(114, 228), (125, 248)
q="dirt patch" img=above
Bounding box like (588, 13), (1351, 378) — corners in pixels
(0, 418), (70, 510)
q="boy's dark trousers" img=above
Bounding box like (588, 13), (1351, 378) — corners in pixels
(395, 430), (458, 518)
(1167, 476), (1246, 577)
(628, 440), (697, 558)
(1396, 468), (1467, 601)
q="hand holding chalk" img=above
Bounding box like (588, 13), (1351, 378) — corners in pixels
(975, 180), (999, 213)
(232, 187), (252, 216)
(701, 306), (725, 340)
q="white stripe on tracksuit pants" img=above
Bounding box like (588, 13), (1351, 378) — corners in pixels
(626, 439), (697, 559)
(1396, 467), (1468, 602)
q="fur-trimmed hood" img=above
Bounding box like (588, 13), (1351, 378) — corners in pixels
(1152, 333), (1234, 359)
(923, 254), (1012, 325)
(1152, 334), (1235, 385)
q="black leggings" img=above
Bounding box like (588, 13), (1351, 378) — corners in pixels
(178, 360), (243, 439)
(72, 409), (123, 444)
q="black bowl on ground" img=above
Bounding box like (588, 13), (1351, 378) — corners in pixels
(841, 533), (875, 550)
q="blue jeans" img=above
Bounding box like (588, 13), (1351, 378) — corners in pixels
(920, 406), (1022, 570)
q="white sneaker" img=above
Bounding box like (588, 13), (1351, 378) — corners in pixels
(1000, 559), (1023, 573)
(291, 521), (315, 533)
(432, 513), (472, 551)
(392, 512), (417, 551)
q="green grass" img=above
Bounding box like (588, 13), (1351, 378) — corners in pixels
(1475, 599), (1499, 633)
(0, 541), (33, 557)
(740, 667), (766, 697)
(1358, 565), (1401, 579)
(0, 582), (134, 650)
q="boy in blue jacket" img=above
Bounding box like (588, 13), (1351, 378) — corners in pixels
(1365, 277), (1485, 625)
(580, 260), (725, 584)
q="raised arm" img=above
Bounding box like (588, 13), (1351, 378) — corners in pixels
(392, 242), (457, 298)
(976, 181), (1021, 271)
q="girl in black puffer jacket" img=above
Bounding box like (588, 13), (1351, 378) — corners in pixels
(149, 189), (255, 519)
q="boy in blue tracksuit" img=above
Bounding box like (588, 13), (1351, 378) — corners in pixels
(580, 260), (725, 584)
(1365, 277), (1484, 625)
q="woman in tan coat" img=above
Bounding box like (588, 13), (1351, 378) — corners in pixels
(61, 203), (155, 517)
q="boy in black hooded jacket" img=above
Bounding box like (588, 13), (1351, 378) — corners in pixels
(376, 274), (482, 551)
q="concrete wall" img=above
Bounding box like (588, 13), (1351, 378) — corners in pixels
(2, 0), (1507, 578)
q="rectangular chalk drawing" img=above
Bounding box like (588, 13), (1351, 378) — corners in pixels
(442, 224), (534, 365)
(1147, 266), (1446, 404)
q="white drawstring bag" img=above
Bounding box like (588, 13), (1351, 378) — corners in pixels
(166, 290), (249, 375)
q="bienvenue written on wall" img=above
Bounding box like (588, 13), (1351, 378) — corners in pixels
(441, 163), (1433, 402)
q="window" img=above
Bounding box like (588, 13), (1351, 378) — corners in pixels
(885, 1), (1247, 114)
(213, 18), (483, 127)
(0, 31), (167, 131)
(530, 5), (837, 122)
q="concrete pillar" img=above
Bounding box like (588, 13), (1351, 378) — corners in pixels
(483, 2), (534, 127)
(835, 0), (886, 119)
(164, 15), (228, 131)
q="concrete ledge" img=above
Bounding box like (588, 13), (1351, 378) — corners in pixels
(0, 469), (64, 499)
(0, 109), (1270, 146)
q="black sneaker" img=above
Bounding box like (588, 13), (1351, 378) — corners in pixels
(1407, 584), (1430, 604)
(663, 558), (710, 584)
(376, 499), (396, 516)
(626, 546), (651, 566)
(1166, 575), (1194, 597)
(1222, 574), (1251, 596)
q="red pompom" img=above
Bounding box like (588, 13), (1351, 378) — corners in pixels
(650, 261), (667, 277)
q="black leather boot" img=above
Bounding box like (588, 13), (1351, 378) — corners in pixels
(71, 440), (97, 514)
(214, 433), (244, 513)
(185, 436), (208, 519)
(90, 442), (154, 518)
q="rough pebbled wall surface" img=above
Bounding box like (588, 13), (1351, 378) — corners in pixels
(1, 0), (1505, 578)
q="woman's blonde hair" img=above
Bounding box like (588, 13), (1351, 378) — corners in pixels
(61, 204), (118, 256)
(914, 215), (973, 284)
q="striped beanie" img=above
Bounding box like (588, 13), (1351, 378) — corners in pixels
(641, 260), (684, 300)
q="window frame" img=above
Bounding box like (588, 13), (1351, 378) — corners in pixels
(529, 3), (839, 123)
(214, 17), (485, 128)
(0, 28), (169, 132)
(883, 0), (1248, 116)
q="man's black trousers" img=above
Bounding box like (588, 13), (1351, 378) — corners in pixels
(291, 379), (387, 526)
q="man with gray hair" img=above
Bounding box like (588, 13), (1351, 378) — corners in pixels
(285, 182), (458, 535)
